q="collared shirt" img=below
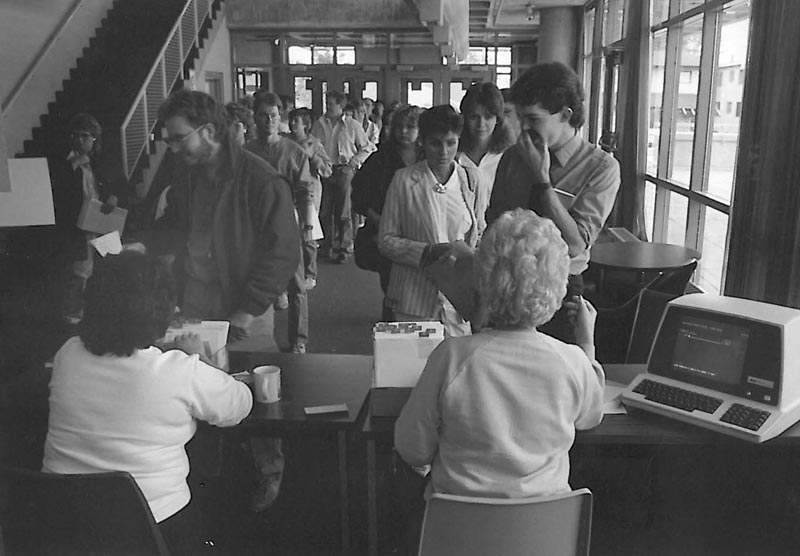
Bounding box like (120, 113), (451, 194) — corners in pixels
(310, 114), (376, 169)
(487, 133), (620, 275)
(456, 151), (504, 198)
(66, 150), (99, 201)
(245, 137), (315, 208)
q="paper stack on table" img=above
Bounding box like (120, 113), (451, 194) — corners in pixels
(162, 320), (230, 371)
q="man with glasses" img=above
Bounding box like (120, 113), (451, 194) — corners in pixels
(487, 62), (620, 342)
(154, 89), (299, 352)
(49, 113), (124, 328)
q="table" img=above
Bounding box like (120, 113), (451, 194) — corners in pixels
(230, 352), (373, 555)
(360, 364), (800, 556)
(589, 242), (701, 292)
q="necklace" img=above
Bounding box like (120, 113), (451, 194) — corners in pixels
(433, 181), (447, 194)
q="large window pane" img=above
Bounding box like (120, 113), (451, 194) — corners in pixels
(496, 47), (512, 65)
(407, 81), (434, 108)
(668, 15), (703, 187)
(449, 82), (467, 109)
(584, 7), (595, 56)
(603, 0), (625, 45)
(644, 181), (657, 241)
(465, 48), (486, 65)
(496, 68), (511, 89)
(706, 0), (750, 204)
(680, 0), (705, 13)
(294, 77), (312, 109)
(363, 81), (378, 101)
(666, 192), (688, 247)
(696, 205), (728, 294)
(648, 29), (667, 175)
(288, 46), (312, 65)
(651, 0), (670, 25)
(336, 46), (356, 65)
(313, 46), (335, 65)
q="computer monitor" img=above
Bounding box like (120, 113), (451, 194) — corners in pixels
(621, 293), (800, 442)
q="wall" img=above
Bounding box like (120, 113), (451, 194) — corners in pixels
(1, 0), (115, 156)
(194, 15), (233, 104)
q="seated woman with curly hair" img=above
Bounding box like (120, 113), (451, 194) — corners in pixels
(395, 208), (605, 500)
(42, 251), (252, 556)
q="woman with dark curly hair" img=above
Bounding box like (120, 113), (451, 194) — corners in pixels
(457, 82), (514, 200)
(42, 251), (252, 556)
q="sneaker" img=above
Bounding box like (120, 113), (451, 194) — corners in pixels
(304, 277), (317, 290)
(291, 343), (306, 354)
(250, 473), (282, 513)
(275, 291), (289, 310)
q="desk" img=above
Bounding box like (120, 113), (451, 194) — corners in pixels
(590, 242), (700, 292)
(360, 364), (800, 556)
(230, 352), (372, 554)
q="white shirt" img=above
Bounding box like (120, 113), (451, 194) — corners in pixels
(43, 337), (253, 522)
(395, 327), (605, 499)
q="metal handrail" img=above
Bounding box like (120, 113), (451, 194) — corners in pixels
(119, 0), (213, 181)
(1, 0), (84, 115)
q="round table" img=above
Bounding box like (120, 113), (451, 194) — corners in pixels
(589, 242), (701, 294)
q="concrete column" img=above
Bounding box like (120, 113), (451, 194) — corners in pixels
(537, 7), (580, 69)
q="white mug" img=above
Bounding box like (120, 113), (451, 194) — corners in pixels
(252, 365), (281, 404)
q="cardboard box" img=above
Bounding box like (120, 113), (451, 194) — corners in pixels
(162, 320), (230, 371)
(77, 198), (128, 234)
(373, 321), (445, 387)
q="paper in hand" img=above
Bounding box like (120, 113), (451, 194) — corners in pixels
(90, 231), (123, 257)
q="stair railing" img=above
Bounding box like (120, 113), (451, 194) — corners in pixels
(119, 0), (213, 181)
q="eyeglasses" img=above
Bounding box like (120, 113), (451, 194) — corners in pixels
(70, 131), (96, 142)
(164, 124), (206, 147)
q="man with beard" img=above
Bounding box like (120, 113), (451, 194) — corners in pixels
(155, 89), (299, 352)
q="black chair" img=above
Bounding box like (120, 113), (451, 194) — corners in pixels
(595, 288), (681, 364)
(0, 467), (170, 556)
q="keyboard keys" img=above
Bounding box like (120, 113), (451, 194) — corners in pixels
(720, 403), (771, 431)
(632, 379), (724, 414)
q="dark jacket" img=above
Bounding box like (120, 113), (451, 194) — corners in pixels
(48, 152), (123, 262)
(153, 138), (300, 317)
(351, 143), (408, 219)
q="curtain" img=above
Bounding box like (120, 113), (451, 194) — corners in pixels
(724, 0), (800, 307)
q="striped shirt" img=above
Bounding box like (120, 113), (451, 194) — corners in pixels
(378, 161), (485, 318)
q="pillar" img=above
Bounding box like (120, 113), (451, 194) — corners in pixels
(537, 7), (580, 69)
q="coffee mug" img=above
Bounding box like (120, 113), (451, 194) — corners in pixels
(252, 365), (281, 404)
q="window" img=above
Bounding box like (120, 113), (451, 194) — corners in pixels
(449, 82), (468, 110)
(496, 67), (512, 89)
(465, 48), (486, 65)
(407, 81), (434, 108)
(362, 81), (378, 101)
(645, 0), (752, 294)
(287, 45), (356, 65)
(294, 77), (312, 109)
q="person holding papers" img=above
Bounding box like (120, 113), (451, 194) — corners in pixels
(487, 62), (620, 342)
(394, 209), (604, 550)
(43, 251), (252, 556)
(49, 113), (125, 327)
(377, 105), (486, 337)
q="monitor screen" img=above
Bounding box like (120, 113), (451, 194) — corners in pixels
(650, 304), (783, 405)
(670, 316), (750, 386)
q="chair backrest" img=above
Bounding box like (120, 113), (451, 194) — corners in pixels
(0, 467), (170, 556)
(645, 260), (698, 295)
(417, 488), (592, 556)
(595, 292), (642, 364)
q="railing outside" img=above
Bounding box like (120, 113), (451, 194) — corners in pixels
(119, 0), (213, 181)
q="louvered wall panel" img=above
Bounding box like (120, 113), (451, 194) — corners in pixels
(164, 32), (183, 91)
(146, 61), (166, 126)
(181, 3), (196, 58)
(197, 0), (210, 20)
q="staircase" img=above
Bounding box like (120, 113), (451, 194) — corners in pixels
(21, 0), (223, 191)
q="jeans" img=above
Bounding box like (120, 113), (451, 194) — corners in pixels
(287, 258), (308, 347)
(320, 166), (354, 254)
(62, 238), (94, 323)
(302, 238), (318, 281)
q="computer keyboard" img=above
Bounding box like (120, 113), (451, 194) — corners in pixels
(632, 379), (723, 414)
(720, 403), (771, 431)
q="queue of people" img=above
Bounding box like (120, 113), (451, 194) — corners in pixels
(41, 60), (620, 555)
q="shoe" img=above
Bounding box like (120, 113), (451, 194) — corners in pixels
(335, 252), (349, 264)
(304, 277), (317, 290)
(250, 473), (282, 513)
(275, 291), (289, 310)
(291, 343), (306, 354)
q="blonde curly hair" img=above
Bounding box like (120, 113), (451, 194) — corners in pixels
(476, 208), (569, 328)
